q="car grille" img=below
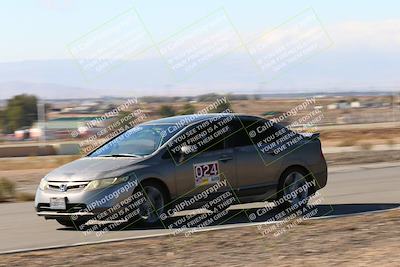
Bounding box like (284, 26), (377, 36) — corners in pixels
(37, 203), (87, 212)
(47, 181), (89, 192)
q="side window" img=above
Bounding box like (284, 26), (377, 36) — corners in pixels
(225, 118), (290, 149)
(203, 118), (227, 152)
(244, 118), (301, 155)
(225, 119), (253, 148)
(242, 118), (281, 145)
(167, 118), (228, 157)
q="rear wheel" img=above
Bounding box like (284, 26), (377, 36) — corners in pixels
(278, 167), (313, 209)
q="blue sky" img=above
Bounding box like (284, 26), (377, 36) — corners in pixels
(1, 0), (400, 62)
(0, 0), (399, 97)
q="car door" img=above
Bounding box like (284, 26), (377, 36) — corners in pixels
(226, 117), (282, 199)
(171, 117), (237, 198)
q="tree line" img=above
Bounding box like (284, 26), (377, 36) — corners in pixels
(0, 94), (38, 134)
(0, 94), (233, 134)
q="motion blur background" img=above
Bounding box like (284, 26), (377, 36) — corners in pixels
(0, 0), (399, 202)
(0, 2), (399, 266)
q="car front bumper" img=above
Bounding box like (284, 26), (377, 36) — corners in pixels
(35, 180), (137, 220)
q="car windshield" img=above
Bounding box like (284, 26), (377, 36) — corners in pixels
(89, 124), (181, 157)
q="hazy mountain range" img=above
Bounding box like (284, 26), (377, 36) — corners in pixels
(1, 50), (399, 99)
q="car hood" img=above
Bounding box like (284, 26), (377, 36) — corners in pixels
(45, 157), (148, 181)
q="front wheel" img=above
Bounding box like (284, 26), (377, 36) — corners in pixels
(56, 218), (88, 229)
(134, 182), (167, 225)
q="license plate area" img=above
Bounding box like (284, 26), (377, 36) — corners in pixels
(50, 197), (66, 210)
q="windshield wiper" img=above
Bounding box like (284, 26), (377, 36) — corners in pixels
(100, 154), (142, 158)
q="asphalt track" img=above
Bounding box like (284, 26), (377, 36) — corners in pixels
(0, 162), (399, 254)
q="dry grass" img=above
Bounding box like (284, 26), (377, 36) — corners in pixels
(337, 138), (358, 147)
(359, 142), (373, 150)
(320, 127), (400, 147)
(386, 139), (396, 146)
(0, 155), (80, 171)
(325, 150), (400, 165)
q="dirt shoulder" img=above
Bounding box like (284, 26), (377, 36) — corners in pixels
(1, 209), (399, 266)
(325, 150), (400, 166)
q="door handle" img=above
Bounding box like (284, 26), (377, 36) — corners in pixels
(219, 155), (233, 162)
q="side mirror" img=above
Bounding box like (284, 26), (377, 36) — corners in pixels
(181, 145), (197, 155)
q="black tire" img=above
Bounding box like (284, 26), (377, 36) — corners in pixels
(56, 218), (87, 229)
(277, 167), (313, 210)
(129, 181), (168, 226)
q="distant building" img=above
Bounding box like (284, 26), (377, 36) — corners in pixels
(327, 101), (354, 110)
(350, 101), (361, 108)
(337, 101), (350, 109)
(327, 103), (337, 110)
(30, 116), (109, 140)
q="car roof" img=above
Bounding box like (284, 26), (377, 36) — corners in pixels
(142, 113), (262, 126)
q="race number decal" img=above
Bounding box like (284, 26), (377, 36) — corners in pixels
(193, 161), (220, 186)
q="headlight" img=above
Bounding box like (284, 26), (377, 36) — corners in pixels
(84, 176), (129, 191)
(39, 178), (49, 191)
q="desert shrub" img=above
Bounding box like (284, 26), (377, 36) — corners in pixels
(158, 105), (176, 117)
(385, 139), (395, 146)
(359, 143), (373, 150)
(338, 139), (357, 147)
(0, 178), (16, 202)
(16, 192), (35, 202)
(179, 103), (196, 115)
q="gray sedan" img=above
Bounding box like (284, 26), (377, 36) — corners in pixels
(35, 113), (327, 227)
